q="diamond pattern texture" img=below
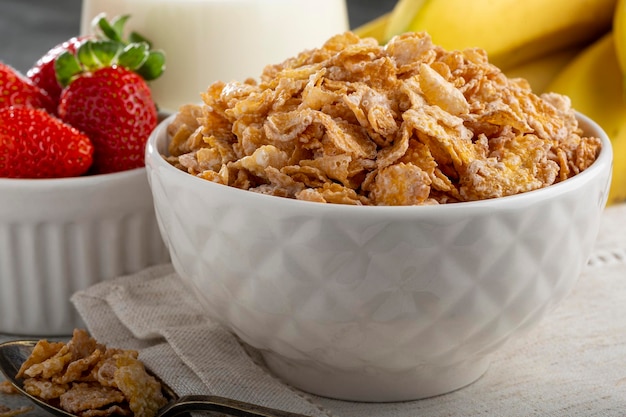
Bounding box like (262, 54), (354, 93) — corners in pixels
(146, 113), (612, 400)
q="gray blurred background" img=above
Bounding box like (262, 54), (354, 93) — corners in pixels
(0, 0), (397, 73)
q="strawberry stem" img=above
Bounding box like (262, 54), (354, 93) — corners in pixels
(83, 40), (121, 67)
(93, 14), (153, 49)
(55, 14), (165, 87)
(118, 42), (150, 69)
(136, 50), (165, 81)
(55, 52), (82, 87)
(93, 13), (127, 44)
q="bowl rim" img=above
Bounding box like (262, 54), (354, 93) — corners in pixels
(0, 166), (147, 191)
(146, 111), (613, 214)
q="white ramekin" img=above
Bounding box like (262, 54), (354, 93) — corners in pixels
(0, 167), (170, 336)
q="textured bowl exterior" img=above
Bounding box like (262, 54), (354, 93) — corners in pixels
(146, 113), (612, 401)
(0, 168), (170, 336)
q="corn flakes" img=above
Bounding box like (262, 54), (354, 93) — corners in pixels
(167, 32), (601, 206)
(17, 329), (167, 417)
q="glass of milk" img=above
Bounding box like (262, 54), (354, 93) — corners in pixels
(80, 0), (350, 113)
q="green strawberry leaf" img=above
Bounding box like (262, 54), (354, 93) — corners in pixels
(88, 40), (124, 67)
(76, 42), (101, 71)
(136, 50), (166, 81)
(117, 42), (149, 70)
(57, 14), (166, 85)
(129, 31), (153, 49)
(55, 51), (83, 87)
(93, 13), (121, 43)
(110, 15), (131, 42)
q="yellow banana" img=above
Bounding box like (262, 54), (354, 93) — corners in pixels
(353, 12), (391, 43)
(401, 0), (615, 70)
(547, 33), (626, 205)
(614, 0), (626, 75)
(503, 46), (581, 94)
(383, 0), (429, 43)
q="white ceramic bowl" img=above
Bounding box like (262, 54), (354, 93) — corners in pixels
(0, 168), (170, 336)
(146, 113), (612, 402)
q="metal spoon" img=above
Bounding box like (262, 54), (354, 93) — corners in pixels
(0, 340), (311, 417)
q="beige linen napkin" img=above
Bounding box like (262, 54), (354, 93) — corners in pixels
(71, 204), (626, 417)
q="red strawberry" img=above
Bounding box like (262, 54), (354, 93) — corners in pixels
(27, 14), (156, 113)
(0, 63), (56, 113)
(54, 23), (165, 175)
(58, 65), (158, 174)
(26, 36), (87, 108)
(0, 107), (94, 178)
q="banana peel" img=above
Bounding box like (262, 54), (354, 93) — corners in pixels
(547, 32), (626, 205)
(401, 0), (615, 70)
(355, 0), (615, 72)
(383, 0), (429, 43)
(614, 0), (626, 75)
(504, 47), (581, 94)
(353, 12), (390, 43)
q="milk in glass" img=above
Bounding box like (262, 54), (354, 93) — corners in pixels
(80, 0), (349, 112)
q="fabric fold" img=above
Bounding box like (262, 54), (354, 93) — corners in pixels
(71, 265), (330, 417)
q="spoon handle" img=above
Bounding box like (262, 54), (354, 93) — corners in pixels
(158, 394), (312, 417)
